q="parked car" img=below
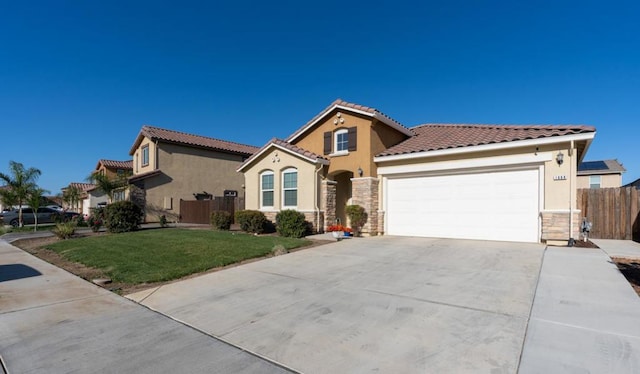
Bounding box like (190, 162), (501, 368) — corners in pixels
(0, 207), (79, 227)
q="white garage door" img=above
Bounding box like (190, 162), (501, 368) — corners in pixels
(386, 168), (540, 243)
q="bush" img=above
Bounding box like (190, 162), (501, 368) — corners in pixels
(104, 201), (143, 233)
(235, 210), (266, 234)
(159, 215), (168, 228)
(87, 209), (104, 232)
(53, 222), (76, 239)
(75, 214), (88, 227)
(276, 210), (308, 238)
(210, 211), (232, 230)
(345, 204), (367, 236)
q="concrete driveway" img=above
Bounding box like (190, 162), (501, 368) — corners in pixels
(129, 237), (545, 373)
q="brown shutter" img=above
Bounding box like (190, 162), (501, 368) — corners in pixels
(348, 127), (357, 151)
(323, 131), (332, 155)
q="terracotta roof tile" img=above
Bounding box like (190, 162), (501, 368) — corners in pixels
(65, 182), (96, 192)
(237, 138), (329, 171)
(98, 159), (133, 170)
(132, 125), (260, 156)
(377, 124), (596, 157)
(286, 99), (413, 142)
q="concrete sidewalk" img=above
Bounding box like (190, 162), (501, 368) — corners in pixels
(0, 239), (293, 374)
(592, 239), (640, 259)
(519, 245), (640, 373)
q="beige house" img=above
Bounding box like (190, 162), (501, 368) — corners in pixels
(93, 159), (133, 202)
(238, 99), (597, 245)
(576, 159), (625, 189)
(61, 182), (101, 214)
(128, 125), (259, 222)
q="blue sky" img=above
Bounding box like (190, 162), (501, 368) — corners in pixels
(1, 1), (638, 193)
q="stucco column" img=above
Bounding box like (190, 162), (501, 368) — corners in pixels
(321, 180), (337, 231)
(350, 177), (379, 236)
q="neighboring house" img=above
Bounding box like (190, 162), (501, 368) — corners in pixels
(128, 125), (259, 222)
(61, 182), (106, 215)
(577, 159), (626, 189)
(238, 99), (597, 245)
(623, 177), (640, 189)
(93, 159), (133, 202)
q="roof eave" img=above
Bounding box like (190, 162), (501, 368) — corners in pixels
(237, 143), (328, 172)
(374, 132), (596, 163)
(286, 104), (412, 143)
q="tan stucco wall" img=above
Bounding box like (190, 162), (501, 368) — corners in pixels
(291, 111), (408, 178)
(139, 142), (246, 221)
(576, 174), (622, 189)
(243, 146), (321, 213)
(133, 138), (158, 175)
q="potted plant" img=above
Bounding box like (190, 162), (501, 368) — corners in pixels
(327, 224), (348, 239)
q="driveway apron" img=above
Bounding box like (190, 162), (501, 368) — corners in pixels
(0, 239), (293, 374)
(129, 237), (545, 373)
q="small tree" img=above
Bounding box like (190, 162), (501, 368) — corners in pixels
(62, 185), (81, 212)
(88, 172), (127, 203)
(345, 204), (367, 236)
(0, 161), (42, 227)
(26, 187), (49, 231)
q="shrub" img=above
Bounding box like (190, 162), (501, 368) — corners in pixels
(53, 222), (76, 239)
(210, 211), (232, 230)
(87, 210), (103, 232)
(159, 214), (168, 228)
(235, 210), (266, 234)
(345, 204), (367, 236)
(276, 210), (308, 238)
(104, 201), (143, 233)
(75, 214), (88, 227)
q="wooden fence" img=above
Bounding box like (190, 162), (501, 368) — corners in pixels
(577, 187), (640, 240)
(179, 196), (243, 224)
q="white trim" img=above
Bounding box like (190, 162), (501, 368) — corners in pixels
(260, 170), (275, 209)
(237, 143), (329, 172)
(541, 209), (582, 213)
(287, 104), (413, 143)
(334, 128), (349, 153)
(329, 151), (349, 157)
(282, 168), (298, 209)
(374, 132), (596, 163)
(377, 152), (552, 177)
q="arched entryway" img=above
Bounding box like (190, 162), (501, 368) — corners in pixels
(331, 170), (353, 226)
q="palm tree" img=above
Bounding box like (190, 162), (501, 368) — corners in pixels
(88, 172), (126, 203)
(0, 161), (42, 227)
(62, 186), (81, 212)
(26, 187), (49, 231)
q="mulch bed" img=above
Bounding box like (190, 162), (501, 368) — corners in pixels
(612, 257), (640, 297)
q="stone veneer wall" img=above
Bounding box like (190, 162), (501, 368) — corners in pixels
(541, 210), (582, 242)
(350, 177), (379, 236)
(377, 210), (385, 236)
(262, 210), (324, 234)
(321, 180), (337, 231)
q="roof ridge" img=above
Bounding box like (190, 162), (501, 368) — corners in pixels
(411, 123), (595, 129)
(142, 125), (260, 150)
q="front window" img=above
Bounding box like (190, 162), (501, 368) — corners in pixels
(261, 171), (274, 208)
(335, 129), (348, 153)
(590, 175), (601, 189)
(113, 190), (126, 202)
(142, 145), (150, 167)
(282, 168), (297, 208)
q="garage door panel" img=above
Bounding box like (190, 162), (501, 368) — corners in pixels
(386, 169), (539, 243)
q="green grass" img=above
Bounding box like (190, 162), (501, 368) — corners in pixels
(45, 228), (310, 284)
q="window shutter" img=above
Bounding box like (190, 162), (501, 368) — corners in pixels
(323, 131), (332, 155)
(348, 127), (357, 151)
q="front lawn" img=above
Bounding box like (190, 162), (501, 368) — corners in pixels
(45, 229), (310, 284)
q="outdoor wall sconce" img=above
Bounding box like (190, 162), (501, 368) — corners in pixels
(357, 167), (363, 177)
(556, 151), (564, 166)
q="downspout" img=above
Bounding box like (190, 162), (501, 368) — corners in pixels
(314, 163), (323, 232)
(569, 140), (575, 243)
(154, 140), (159, 170)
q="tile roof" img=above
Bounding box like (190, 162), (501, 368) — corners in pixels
(128, 169), (162, 183)
(237, 138), (329, 172)
(377, 124), (596, 157)
(130, 125), (260, 156)
(65, 182), (96, 192)
(578, 159), (626, 175)
(97, 159), (133, 170)
(286, 99), (413, 142)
